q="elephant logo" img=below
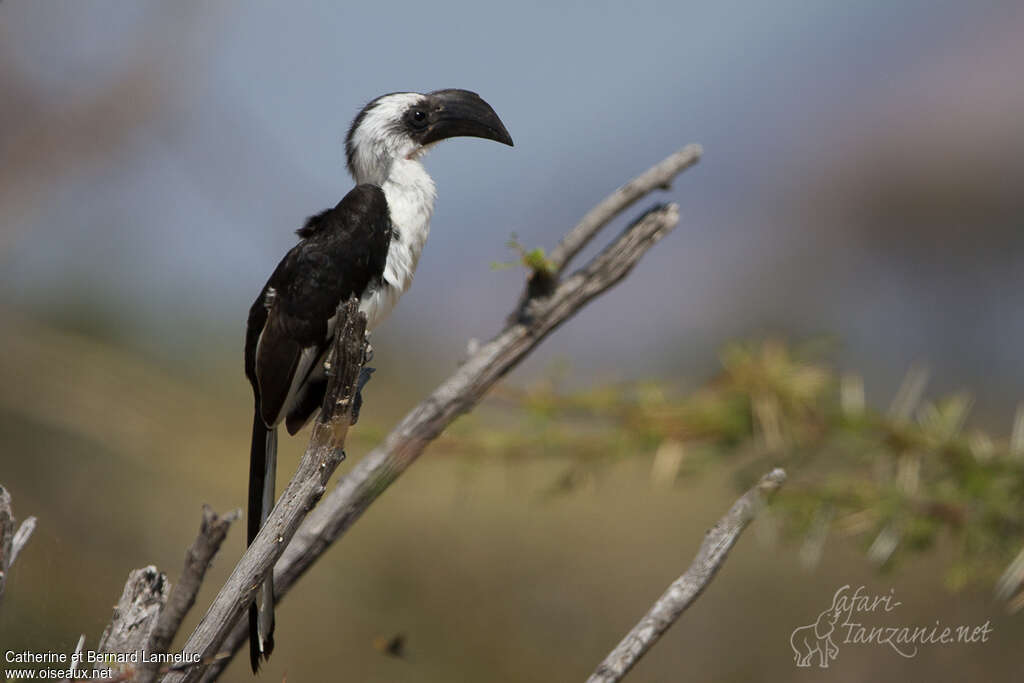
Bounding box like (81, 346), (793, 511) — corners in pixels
(790, 599), (842, 668)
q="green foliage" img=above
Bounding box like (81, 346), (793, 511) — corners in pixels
(453, 339), (1024, 607)
(491, 234), (557, 276)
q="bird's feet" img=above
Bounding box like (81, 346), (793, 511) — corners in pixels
(351, 366), (375, 425)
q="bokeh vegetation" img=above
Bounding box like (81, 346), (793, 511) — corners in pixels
(450, 339), (1024, 606)
(3, 317), (1024, 681)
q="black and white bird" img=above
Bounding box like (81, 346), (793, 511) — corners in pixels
(243, 89), (512, 671)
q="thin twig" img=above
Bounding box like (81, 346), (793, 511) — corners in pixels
(995, 543), (1024, 607)
(511, 146), (700, 321)
(61, 634), (86, 683)
(194, 201), (686, 682)
(134, 506), (240, 683)
(587, 468), (786, 683)
(0, 483), (36, 608)
(162, 296), (369, 683)
(548, 144), (701, 275)
(11, 516), (37, 567)
(0, 485), (12, 607)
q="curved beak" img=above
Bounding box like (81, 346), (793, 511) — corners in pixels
(421, 89), (514, 147)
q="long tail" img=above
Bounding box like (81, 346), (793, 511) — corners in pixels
(248, 406), (277, 672)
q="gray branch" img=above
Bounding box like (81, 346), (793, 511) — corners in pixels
(548, 144), (701, 274)
(70, 634), (86, 678)
(99, 566), (170, 657)
(511, 144), (701, 321)
(134, 506), (240, 683)
(0, 483), (37, 609)
(587, 468), (787, 683)
(0, 485), (14, 607)
(187, 146), (701, 681)
(10, 516), (36, 568)
(59, 634), (87, 683)
(162, 296), (369, 683)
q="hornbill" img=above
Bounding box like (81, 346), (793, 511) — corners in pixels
(243, 90), (513, 672)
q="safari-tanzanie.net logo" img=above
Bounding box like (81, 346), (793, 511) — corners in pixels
(789, 584), (992, 668)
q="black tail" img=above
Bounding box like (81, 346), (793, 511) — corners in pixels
(248, 406), (276, 672)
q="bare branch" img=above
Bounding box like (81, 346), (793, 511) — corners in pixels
(195, 200), (686, 681)
(62, 634), (86, 683)
(0, 483), (36, 608)
(587, 468), (786, 683)
(134, 506), (240, 683)
(548, 144), (701, 274)
(162, 297), (369, 683)
(11, 516), (37, 567)
(99, 566), (170, 657)
(0, 486), (12, 608)
(511, 145), (700, 320)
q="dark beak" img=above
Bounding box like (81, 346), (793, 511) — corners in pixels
(421, 89), (514, 147)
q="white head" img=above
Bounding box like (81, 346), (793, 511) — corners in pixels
(344, 89), (514, 186)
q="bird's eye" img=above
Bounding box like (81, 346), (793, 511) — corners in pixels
(409, 109), (428, 128)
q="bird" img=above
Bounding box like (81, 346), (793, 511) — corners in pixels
(243, 89), (513, 672)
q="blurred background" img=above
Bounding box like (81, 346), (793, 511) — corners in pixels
(2, 1), (1023, 681)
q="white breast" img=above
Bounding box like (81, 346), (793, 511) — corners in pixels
(358, 158), (436, 330)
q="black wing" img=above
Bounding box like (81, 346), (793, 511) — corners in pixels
(245, 183), (390, 427)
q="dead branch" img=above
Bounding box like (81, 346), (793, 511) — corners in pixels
(0, 486), (14, 607)
(548, 143), (702, 274)
(70, 634), (86, 678)
(184, 145), (701, 681)
(0, 483), (37, 609)
(133, 507), (240, 683)
(586, 468), (786, 683)
(99, 566), (169, 656)
(512, 145), (701, 318)
(10, 516), (35, 568)
(161, 296), (369, 683)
